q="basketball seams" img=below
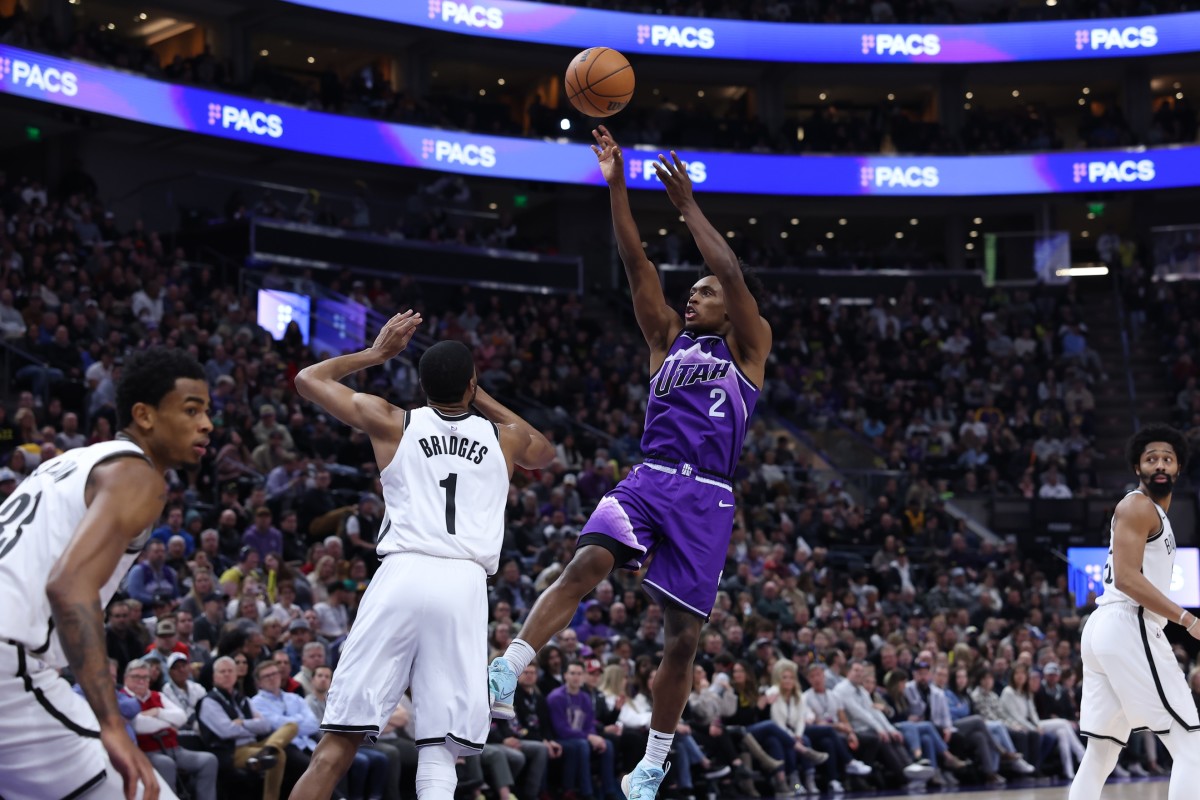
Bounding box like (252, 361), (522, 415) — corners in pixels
(585, 64), (634, 98)
(565, 64), (581, 100)
(582, 47), (609, 90)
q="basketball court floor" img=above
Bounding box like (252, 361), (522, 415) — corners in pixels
(832, 776), (1168, 798)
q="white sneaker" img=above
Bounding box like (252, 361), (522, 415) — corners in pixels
(828, 780), (844, 795)
(1128, 763), (1149, 777)
(846, 759), (873, 776)
(1011, 757), (1036, 775)
(1112, 764), (1130, 778)
(903, 762), (936, 781)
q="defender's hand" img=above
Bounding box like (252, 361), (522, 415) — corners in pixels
(371, 310), (423, 361)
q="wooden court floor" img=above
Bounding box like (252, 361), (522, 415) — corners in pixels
(827, 776), (1169, 798)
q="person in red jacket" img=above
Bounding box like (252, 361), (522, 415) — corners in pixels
(122, 657), (219, 800)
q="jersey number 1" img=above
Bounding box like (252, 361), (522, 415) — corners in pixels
(439, 473), (458, 536)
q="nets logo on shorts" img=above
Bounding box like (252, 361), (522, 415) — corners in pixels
(1075, 25), (1158, 50)
(207, 103), (283, 138)
(862, 32), (941, 57)
(0, 57), (78, 96)
(636, 23), (715, 49)
(421, 138), (497, 168)
(1072, 159), (1155, 184)
(627, 157), (708, 185)
(429, 0), (504, 29)
(862, 165), (939, 188)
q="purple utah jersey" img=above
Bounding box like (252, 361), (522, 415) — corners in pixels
(641, 331), (760, 477)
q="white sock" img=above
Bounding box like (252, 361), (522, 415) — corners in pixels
(503, 638), (536, 676)
(415, 745), (457, 800)
(644, 728), (674, 767)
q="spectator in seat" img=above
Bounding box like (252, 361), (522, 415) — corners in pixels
(250, 660), (317, 788)
(107, 599), (148, 682)
(243, 507), (284, 561)
(295, 641), (327, 696)
(162, 652), (208, 734)
(152, 505), (194, 554)
(198, 656), (297, 800)
(548, 660), (618, 800)
(128, 539), (179, 610)
(313, 580), (353, 640)
(122, 657), (220, 800)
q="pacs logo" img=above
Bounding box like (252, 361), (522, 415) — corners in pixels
(627, 157), (708, 185)
(861, 33), (941, 57)
(0, 57), (78, 96)
(860, 165), (939, 189)
(421, 138), (497, 168)
(207, 103), (283, 138)
(636, 23), (715, 50)
(428, 0), (503, 30)
(1071, 159), (1155, 184)
(1074, 25), (1157, 50)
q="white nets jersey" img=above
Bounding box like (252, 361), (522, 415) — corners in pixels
(375, 407), (509, 574)
(0, 439), (154, 667)
(1097, 489), (1176, 627)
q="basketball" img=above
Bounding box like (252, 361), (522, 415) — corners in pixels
(564, 47), (635, 118)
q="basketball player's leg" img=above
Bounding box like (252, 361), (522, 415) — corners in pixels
(1158, 722), (1200, 800)
(651, 604), (702, 734)
(291, 731), (366, 800)
(1071, 609), (1130, 800)
(625, 478), (730, 796)
(1068, 737), (1122, 800)
(507, 543), (616, 654)
(498, 480), (657, 685)
(295, 555), (420, 799)
(415, 744), (458, 800)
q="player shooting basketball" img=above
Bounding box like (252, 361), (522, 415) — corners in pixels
(489, 125), (773, 800)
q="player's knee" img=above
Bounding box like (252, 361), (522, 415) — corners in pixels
(561, 547), (612, 589)
(661, 631), (700, 666)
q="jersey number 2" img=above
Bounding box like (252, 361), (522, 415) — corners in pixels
(439, 473), (458, 536)
(708, 388), (728, 418)
(0, 490), (42, 560)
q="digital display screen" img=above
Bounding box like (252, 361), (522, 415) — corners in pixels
(1067, 547), (1200, 608)
(256, 289), (311, 344)
(284, 0), (1199, 65)
(2, 45), (1199, 197)
(311, 297), (368, 358)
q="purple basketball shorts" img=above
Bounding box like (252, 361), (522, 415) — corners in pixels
(578, 462), (735, 618)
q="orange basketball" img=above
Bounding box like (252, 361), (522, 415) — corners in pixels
(564, 47), (635, 118)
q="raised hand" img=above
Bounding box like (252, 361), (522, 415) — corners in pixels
(652, 150), (695, 210)
(591, 125), (624, 186)
(371, 310), (423, 361)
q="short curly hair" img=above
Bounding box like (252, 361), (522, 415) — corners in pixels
(699, 261), (765, 306)
(116, 347), (206, 428)
(1125, 423), (1189, 472)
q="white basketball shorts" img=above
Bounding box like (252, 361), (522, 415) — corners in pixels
(0, 640), (178, 800)
(1079, 602), (1200, 746)
(321, 551), (489, 757)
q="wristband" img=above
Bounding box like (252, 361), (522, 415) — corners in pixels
(1189, 617), (1200, 633)
(1181, 610), (1189, 625)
